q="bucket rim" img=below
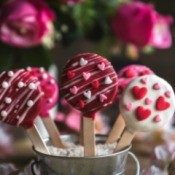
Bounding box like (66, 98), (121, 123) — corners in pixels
(33, 134), (132, 159)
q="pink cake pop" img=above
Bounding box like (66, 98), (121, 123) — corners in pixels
(106, 64), (154, 144)
(27, 67), (64, 148)
(117, 64), (154, 100)
(61, 53), (118, 156)
(0, 69), (49, 153)
(27, 67), (58, 117)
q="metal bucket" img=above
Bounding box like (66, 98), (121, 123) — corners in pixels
(32, 135), (140, 175)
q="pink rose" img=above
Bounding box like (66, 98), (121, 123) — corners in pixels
(111, 2), (172, 49)
(0, 0), (55, 47)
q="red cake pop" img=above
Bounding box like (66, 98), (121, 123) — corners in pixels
(0, 69), (43, 129)
(0, 69), (49, 153)
(61, 53), (118, 118)
(61, 53), (118, 156)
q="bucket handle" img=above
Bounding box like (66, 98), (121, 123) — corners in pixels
(31, 159), (41, 175)
(128, 151), (140, 175)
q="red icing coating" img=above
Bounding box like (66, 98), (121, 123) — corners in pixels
(61, 53), (118, 118)
(156, 96), (170, 111)
(136, 106), (151, 121)
(27, 67), (59, 117)
(132, 86), (147, 100)
(0, 69), (43, 129)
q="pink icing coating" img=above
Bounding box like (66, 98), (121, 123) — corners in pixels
(0, 69), (44, 129)
(117, 64), (154, 102)
(61, 53), (118, 119)
(27, 67), (58, 117)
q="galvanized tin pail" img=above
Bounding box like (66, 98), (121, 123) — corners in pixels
(32, 135), (140, 175)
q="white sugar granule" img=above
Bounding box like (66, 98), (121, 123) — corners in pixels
(48, 142), (117, 157)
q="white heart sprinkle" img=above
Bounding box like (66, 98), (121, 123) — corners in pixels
(80, 58), (88, 66)
(104, 77), (112, 84)
(83, 90), (91, 99)
(5, 97), (12, 104)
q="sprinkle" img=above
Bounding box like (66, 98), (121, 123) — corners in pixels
(26, 67), (31, 71)
(48, 99), (53, 103)
(2, 81), (9, 88)
(40, 67), (45, 72)
(18, 82), (24, 88)
(104, 77), (112, 84)
(16, 116), (20, 119)
(28, 83), (36, 90)
(27, 100), (34, 107)
(42, 73), (48, 79)
(8, 71), (14, 77)
(50, 79), (55, 84)
(5, 97), (12, 104)
(1, 111), (7, 117)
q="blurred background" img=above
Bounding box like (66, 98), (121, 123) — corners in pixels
(0, 0), (175, 174)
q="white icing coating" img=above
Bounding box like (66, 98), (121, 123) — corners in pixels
(27, 100), (34, 107)
(2, 81), (9, 88)
(1, 111), (7, 117)
(8, 71), (14, 77)
(120, 75), (175, 132)
(5, 97), (12, 104)
(28, 83), (36, 90)
(18, 82), (24, 88)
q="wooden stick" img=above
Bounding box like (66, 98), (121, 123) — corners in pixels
(79, 117), (83, 145)
(106, 114), (125, 144)
(35, 117), (50, 140)
(42, 117), (65, 148)
(83, 117), (95, 157)
(26, 124), (50, 154)
(114, 127), (135, 152)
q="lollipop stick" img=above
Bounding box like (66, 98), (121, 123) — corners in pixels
(26, 124), (50, 154)
(79, 117), (84, 145)
(83, 117), (95, 157)
(106, 114), (125, 143)
(114, 127), (135, 152)
(42, 117), (65, 148)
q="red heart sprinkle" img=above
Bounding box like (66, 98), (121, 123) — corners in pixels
(91, 80), (99, 89)
(156, 96), (170, 111)
(77, 100), (85, 108)
(136, 106), (151, 121)
(67, 71), (75, 79)
(132, 86), (147, 100)
(124, 69), (136, 78)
